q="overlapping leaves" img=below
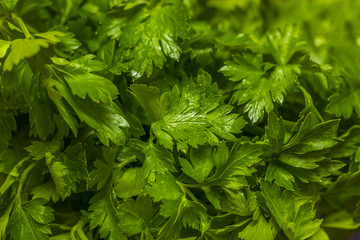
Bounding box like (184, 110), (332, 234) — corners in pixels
(262, 112), (343, 190)
(220, 25), (307, 122)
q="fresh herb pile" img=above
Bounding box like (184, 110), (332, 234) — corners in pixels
(1, 0), (360, 239)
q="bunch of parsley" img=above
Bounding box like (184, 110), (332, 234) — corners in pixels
(0, 0), (360, 239)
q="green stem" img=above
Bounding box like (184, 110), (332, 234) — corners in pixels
(60, 0), (72, 25)
(50, 223), (73, 231)
(0, 160), (34, 228)
(16, 161), (38, 202)
(114, 155), (136, 169)
(298, 85), (324, 121)
(70, 218), (89, 240)
(12, 14), (32, 39)
(0, 156), (30, 196)
(76, 228), (89, 240)
(176, 180), (199, 202)
(182, 182), (203, 189)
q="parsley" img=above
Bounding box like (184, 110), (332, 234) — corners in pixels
(0, 0), (360, 240)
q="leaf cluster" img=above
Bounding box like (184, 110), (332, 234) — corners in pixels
(0, 0), (360, 240)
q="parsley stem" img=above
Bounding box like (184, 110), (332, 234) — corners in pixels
(176, 180), (199, 202)
(182, 183), (202, 189)
(50, 223), (73, 230)
(114, 155), (137, 169)
(298, 85), (324, 121)
(12, 14), (32, 39)
(0, 156), (30, 196)
(60, 0), (72, 25)
(70, 218), (89, 240)
(16, 161), (37, 202)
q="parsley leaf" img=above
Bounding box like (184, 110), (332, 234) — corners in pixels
(261, 180), (322, 240)
(149, 71), (245, 152)
(9, 199), (55, 240)
(103, 0), (190, 78)
(262, 112), (342, 190)
(44, 67), (129, 146)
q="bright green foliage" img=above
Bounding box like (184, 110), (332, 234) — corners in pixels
(88, 187), (127, 240)
(4, 33), (62, 71)
(220, 25), (306, 122)
(158, 197), (209, 239)
(148, 71), (245, 152)
(326, 50), (360, 119)
(44, 56), (129, 146)
(101, 0), (190, 78)
(51, 55), (118, 105)
(9, 199), (54, 240)
(25, 141), (87, 199)
(237, 209), (273, 240)
(1, 0), (360, 240)
(261, 181), (322, 240)
(117, 196), (153, 237)
(262, 111), (343, 190)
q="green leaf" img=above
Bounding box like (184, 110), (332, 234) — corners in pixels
(286, 116), (340, 150)
(262, 113), (340, 184)
(48, 78), (128, 146)
(270, 64), (300, 93)
(31, 181), (60, 203)
(1, 0), (20, 10)
(179, 146), (214, 184)
(145, 172), (183, 202)
(265, 24), (306, 65)
(152, 81), (243, 151)
(221, 52), (294, 123)
(46, 144), (88, 199)
(29, 103), (55, 139)
(118, 196), (153, 236)
(221, 53), (273, 123)
(308, 229), (329, 240)
(25, 141), (61, 161)
(9, 199), (54, 240)
(114, 167), (145, 198)
(52, 56), (118, 105)
(207, 105), (246, 141)
(207, 141), (261, 190)
(142, 142), (177, 180)
(221, 25), (306, 123)
(158, 197), (209, 239)
(329, 125), (360, 159)
(293, 203), (323, 240)
(261, 181), (322, 240)
(238, 209), (273, 240)
(322, 211), (360, 230)
(221, 188), (256, 216)
(278, 154), (320, 169)
(130, 84), (170, 122)
(114, 0), (190, 78)
(0, 40), (11, 58)
(265, 111), (285, 152)
(327, 90), (360, 119)
(220, 53), (264, 83)
(87, 148), (117, 191)
(88, 187), (127, 240)
(324, 171), (360, 208)
(43, 75), (79, 136)
(4, 38), (49, 71)
(0, 203), (11, 239)
(266, 162), (295, 191)
(151, 96), (214, 151)
(0, 148), (28, 196)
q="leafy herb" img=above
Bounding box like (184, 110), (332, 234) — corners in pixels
(0, 0), (360, 239)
